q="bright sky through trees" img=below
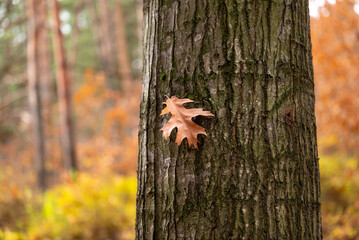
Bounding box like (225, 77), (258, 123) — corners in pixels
(310, 0), (335, 17)
(310, 0), (359, 17)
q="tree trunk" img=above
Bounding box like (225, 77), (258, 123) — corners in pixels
(114, 0), (133, 89)
(51, 0), (77, 171)
(27, 0), (46, 191)
(38, 0), (52, 166)
(98, 0), (118, 86)
(136, 0), (322, 239)
(69, 0), (84, 82)
(38, 0), (51, 107)
(86, 0), (106, 70)
(136, 0), (143, 71)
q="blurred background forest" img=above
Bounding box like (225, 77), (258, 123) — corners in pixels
(0, 0), (358, 239)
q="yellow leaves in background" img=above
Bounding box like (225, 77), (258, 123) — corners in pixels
(0, 174), (137, 240)
(38, 174), (136, 239)
(0, 231), (23, 240)
(320, 153), (359, 239)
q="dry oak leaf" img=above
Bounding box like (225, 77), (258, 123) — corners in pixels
(160, 96), (214, 150)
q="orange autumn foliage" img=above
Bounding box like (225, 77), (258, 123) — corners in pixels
(312, 0), (359, 154)
(311, 2), (359, 239)
(74, 69), (140, 175)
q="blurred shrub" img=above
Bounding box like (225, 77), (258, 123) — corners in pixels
(0, 186), (28, 232)
(0, 230), (24, 240)
(0, 124), (15, 144)
(320, 154), (359, 240)
(0, 174), (137, 240)
(3, 153), (359, 240)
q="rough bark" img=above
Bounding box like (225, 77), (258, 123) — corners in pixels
(136, 0), (322, 239)
(51, 0), (77, 171)
(27, 0), (46, 191)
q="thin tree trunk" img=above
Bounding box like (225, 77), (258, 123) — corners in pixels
(27, 0), (46, 191)
(136, 0), (322, 239)
(114, 0), (133, 89)
(85, 0), (106, 69)
(38, 0), (52, 157)
(51, 0), (77, 171)
(38, 0), (51, 107)
(69, 0), (84, 82)
(98, 0), (117, 86)
(136, 0), (143, 71)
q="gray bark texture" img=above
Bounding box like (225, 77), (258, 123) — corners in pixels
(136, 0), (322, 239)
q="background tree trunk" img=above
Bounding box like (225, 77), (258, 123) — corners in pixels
(69, 0), (84, 83)
(136, 0), (143, 74)
(114, 0), (133, 89)
(136, 0), (322, 239)
(51, 0), (77, 171)
(27, 0), (46, 191)
(38, 0), (51, 108)
(97, 0), (118, 87)
(86, 0), (106, 70)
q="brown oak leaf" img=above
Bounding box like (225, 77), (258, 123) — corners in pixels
(160, 96), (214, 150)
